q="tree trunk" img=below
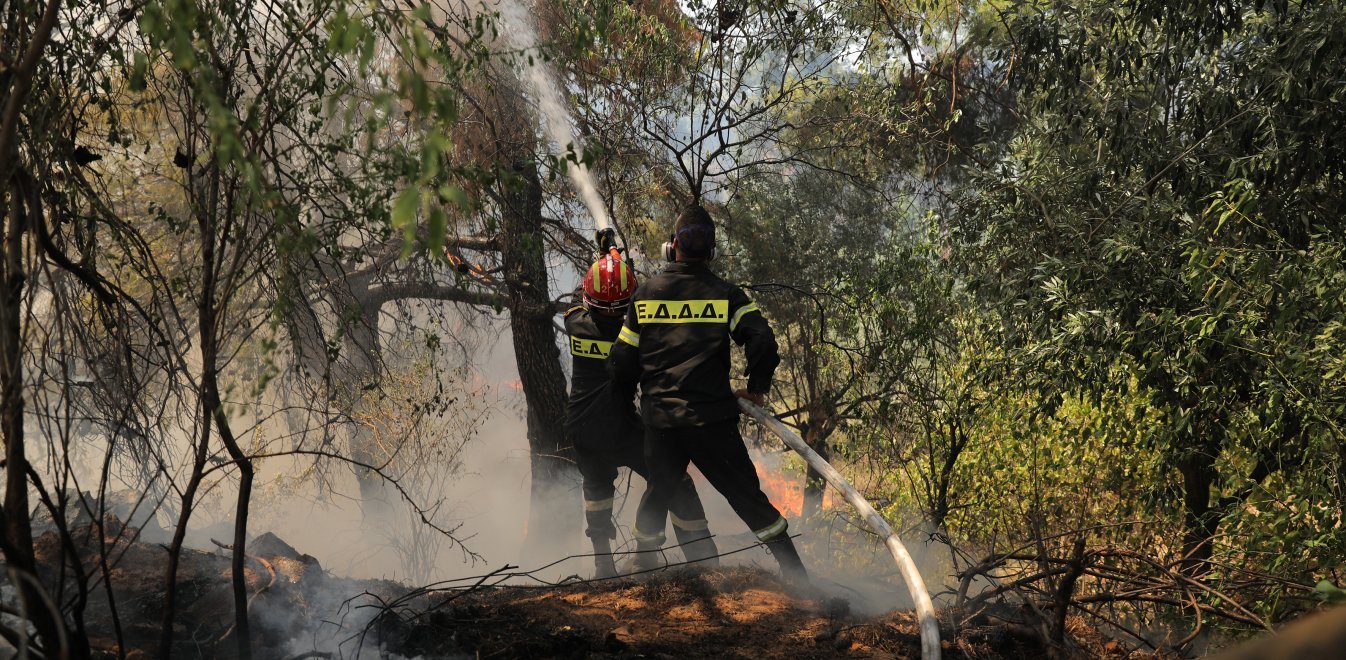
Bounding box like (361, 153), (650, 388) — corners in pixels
(931, 420), (968, 531)
(0, 180), (38, 646)
(499, 162), (578, 566)
(0, 21), (70, 658)
(1178, 449), (1218, 575)
(277, 251), (395, 518)
(342, 296), (393, 519)
(1, 177), (85, 658)
(1337, 434), (1346, 514)
(198, 200), (254, 659)
(801, 423), (828, 522)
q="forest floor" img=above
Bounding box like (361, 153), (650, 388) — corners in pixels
(388, 565), (1162, 659)
(25, 521), (1165, 659)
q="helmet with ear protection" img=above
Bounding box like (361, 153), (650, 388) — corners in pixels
(661, 224), (716, 262)
(661, 236), (677, 262)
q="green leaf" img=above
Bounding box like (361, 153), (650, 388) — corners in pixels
(427, 206), (447, 256)
(440, 185), (469, 212)
(391, 187), (420, 257)
(1314, 580), (1346, 604)
(129, 52), (149, 92)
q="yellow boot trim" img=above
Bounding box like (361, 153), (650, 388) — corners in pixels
(753, 516), (788, 541)
(670, 513), (709, 532)
(633, 526), (666, 544)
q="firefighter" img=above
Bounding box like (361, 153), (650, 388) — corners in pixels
(608, 204), (808, 583)
(565, 244), (720, 578)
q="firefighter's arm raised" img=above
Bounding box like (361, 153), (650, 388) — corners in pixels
(728, 288), (780, 396)
(562, 287), (584, 326)
(606, 298), (643, 404)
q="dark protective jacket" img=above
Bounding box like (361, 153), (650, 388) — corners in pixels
(608, 261), (780, 429)
(563, 301), (640, 449)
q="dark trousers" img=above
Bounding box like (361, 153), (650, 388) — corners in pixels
(575, 436), (708, 541)
(636, 419), (787, 545)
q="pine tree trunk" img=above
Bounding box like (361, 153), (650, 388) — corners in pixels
(499, 162), (579, 566)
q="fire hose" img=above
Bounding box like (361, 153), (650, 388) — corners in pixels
(738, 398), (941, 660)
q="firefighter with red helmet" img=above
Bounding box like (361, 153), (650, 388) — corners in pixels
(564, 240), (719, 577)
(607, 205), (808, 583)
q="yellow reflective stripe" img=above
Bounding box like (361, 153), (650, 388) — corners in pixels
(729, 302), (760, 333)
(591, 262), (602, 292)
(618, 326), (640, 347)
(564, 305), (584, 317)
(634, 299), (729, 324)
(584, 497), (614, 512)
(633, 527), (665, 543)
(670, 513), (709, 532)
(753, 516), (788, 541)
(569, 336), (613, 358)
(617, 259), (627, 287)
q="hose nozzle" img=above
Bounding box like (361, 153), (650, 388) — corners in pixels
(595, 227), (618, 256)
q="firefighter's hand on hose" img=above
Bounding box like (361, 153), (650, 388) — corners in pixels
(595, 228), (617, 254)
(735, 389), (766, 407)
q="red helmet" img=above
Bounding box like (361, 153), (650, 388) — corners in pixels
(582, 253), (636, 313)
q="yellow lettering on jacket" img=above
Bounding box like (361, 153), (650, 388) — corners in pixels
(569, 336), (613, 358)
(634, 299), (729, 324)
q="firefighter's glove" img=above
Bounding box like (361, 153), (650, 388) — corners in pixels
(735, 389), (766, 407)
(595, 228), (617, 254)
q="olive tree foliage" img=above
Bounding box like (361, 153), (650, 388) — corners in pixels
(722, 166), (1006, 542)
(952, 0), (1346, 593)
(706, 0), (1015, 528)
(723, 172), (902, 518)
(548, 0), (867, 244)
(0, 0), (503, 654)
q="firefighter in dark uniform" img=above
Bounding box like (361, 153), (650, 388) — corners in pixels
(608, 205), (808, 582)
(565, 246), (720, 578)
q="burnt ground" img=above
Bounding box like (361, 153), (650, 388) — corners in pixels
(378, 567), (1156, 659)
(21, 522), (1161, 659)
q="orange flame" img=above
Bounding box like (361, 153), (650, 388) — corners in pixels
(751, 455), (838, 518)
(753, 458), (803, 518)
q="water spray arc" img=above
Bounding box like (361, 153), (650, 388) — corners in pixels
(498, 0), (611, 233)
(739, 398), (942, 660)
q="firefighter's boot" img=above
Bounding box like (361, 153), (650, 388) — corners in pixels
(591, 537), (618, 579)
(621, 537), (666, 573)
(674, 524), (720, 568)
(765, 535), (809, 585)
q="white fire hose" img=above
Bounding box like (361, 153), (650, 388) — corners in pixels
(739, 398), (942, 660)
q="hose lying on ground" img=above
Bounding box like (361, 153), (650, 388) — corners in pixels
(738, 397), (942, 660)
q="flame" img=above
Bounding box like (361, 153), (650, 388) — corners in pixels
(444, 248), (500, 286)
(753, 458), (803, 518)
(751, 455), (838, 518)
